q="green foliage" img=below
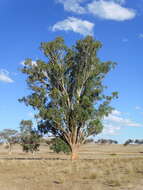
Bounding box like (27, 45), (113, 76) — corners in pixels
(19, 36), (118, 152)
(20, 120), (41, 153)
(20, 130), (41, 153)
(50, 138), (70, 154)
(20, 120), (33, 134)
(0, 129), (19, 153)
(0, 129), (19, 145)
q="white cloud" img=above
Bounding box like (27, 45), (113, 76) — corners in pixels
(56, 0), (136, 21)
(87, 0), (136, 21)
(57, 0), (86, 14)
(103, 123), (121, 135)
(0, 69), (14, 83)
(104, 110), (142, 127)
(112, 109), (121, 116)
(52, 17), (94, 36)
(102, 109), (143, 135)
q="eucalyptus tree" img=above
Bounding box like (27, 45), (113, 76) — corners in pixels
(19, 120), (41, 154)
(0, 129), (19, 154)
(19, 36), (118, 160)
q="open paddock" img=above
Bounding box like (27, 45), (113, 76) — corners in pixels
(0, 144), (143, 190)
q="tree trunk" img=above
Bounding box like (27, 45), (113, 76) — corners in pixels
(32, 151), (35, 156)
(8, 144), (12, 155)
(71, 145), (79, 161)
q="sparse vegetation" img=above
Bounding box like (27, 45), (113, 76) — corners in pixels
(0, 144), (143, 190)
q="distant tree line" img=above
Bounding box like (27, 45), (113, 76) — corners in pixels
(84, 138), (118, 144)
(123, 139), (143, 146)
(95, 139), (118, 144)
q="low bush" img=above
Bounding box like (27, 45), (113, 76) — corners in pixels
(50, 138), (70, 154)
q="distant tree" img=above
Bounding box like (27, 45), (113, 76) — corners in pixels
(123, 139), (134, 146)
(20, 130), (41, 154)
(134, 139), (143, 144)
(20, 120), (33, 134)
(19, 36), (118, 160)
(19, 120), (41, 154)
(113, 140), (118, 144)
(97, 139), (118, 144)
(50, 137), (70, 154)
(0, 129), (19, 154)
(84, 138), (94, 144)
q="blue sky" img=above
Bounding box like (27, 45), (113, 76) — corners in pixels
(0, 0), (143, 143)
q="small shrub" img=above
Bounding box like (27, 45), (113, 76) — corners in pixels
(106, 178), (121, 187)
(110, 153), (117, 156)
(50, 138), (70, 154)
(89, 172), (97, 179)
(4, 144), (9, 149)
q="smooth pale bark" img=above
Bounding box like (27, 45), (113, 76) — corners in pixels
(8, 143), (12, 155)
(32, 152), (35, 156)
(71, 144), (79, 161)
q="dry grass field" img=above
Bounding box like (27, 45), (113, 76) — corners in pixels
(0, 143), (143, 190)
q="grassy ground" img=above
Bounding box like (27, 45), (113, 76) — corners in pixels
(0, 144), (143, 190)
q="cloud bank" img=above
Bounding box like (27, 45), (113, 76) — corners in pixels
(103, 109), (142, 135)
(53, 0), (136, 36)
(57, 0), (136, 21)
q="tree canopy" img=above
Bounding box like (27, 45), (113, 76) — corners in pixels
(0, 129), (19, 154)
(19, 36), (118, 160)
(19, 120), (41, 154)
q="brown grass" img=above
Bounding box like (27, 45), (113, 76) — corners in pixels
(0, 144), (143, 190)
